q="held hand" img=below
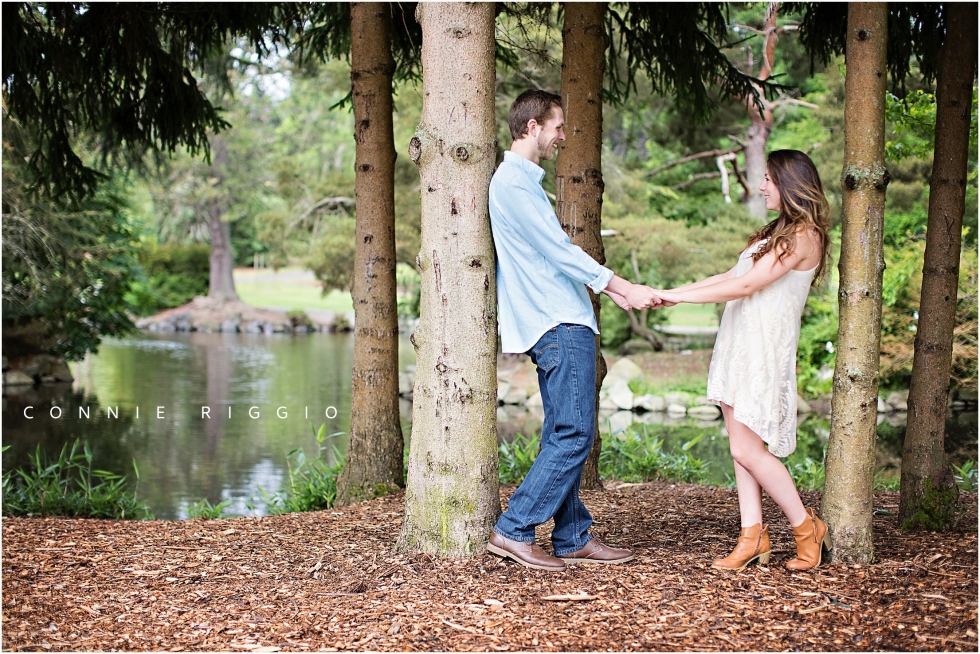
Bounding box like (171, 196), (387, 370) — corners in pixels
(655, 289), (680, 308)
(603, 289), (632, 311)
(625, 284), (662, 310)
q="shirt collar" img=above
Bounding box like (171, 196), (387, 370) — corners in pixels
(504, 150), (545, 184)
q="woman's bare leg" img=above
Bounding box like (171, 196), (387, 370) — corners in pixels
(721, 403), (808, 527)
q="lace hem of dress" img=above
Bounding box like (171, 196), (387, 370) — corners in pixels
(706, 393), (797, 458)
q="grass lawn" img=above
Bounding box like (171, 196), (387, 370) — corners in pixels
(234, 268), (353, 312)
(663, 302), (720, 327)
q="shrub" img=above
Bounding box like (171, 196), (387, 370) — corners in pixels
(1, 442), (150, 519)
(126, 243), (210, 316)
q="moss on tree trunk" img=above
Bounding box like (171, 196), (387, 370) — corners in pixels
(397, 2), (500, 557)
(898, 3), (977, 529)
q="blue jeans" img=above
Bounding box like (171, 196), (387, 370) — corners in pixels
(494, 324), (596, 556)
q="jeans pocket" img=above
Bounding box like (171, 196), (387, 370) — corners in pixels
(530, 330), (560, 373)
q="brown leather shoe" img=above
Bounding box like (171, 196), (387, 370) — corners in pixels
(711, 523), (771, 571)
(487, 532), (566, 571)
(558, 537), (634, 564)
(786, 508), (832, 571)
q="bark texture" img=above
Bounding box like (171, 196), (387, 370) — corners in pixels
(336, 2), (405, 506)
(555, 2), (608, 490)
(821, 3), (888, 564)
(206, 138), (240, 303)
(398, 2), (500, 556)
(898, 2), (977, 529)
(741, 4), (778, 221)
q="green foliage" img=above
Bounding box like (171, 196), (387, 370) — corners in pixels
(952, 461), (978, 493)
(786, 455), (827, 491)
(260, 423), (345, 514)
(187, 497), (235, 520)
(628, 376), (708, 397)
(2, 132), (139, 361)
(885, 90), (937, 161)
(396, 263), (422, 320)
(497, 433), (540, 484)
(2, 2), (307, 199)
(1, 442), (150, 520)
(125, 244), (211, 316)
(600, 429), (711, 484)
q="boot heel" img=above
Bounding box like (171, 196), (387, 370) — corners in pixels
(822, 530), (833, 551)
(757, 551), (771, 565)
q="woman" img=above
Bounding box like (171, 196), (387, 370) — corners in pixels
(656, 150), (832, 571)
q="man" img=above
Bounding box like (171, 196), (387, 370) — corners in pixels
(487, 90), (661, 571)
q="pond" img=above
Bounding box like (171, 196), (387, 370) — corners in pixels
(3, 333), (976, 518)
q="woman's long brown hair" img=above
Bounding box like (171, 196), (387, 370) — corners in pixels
(747, 149), (831, 285)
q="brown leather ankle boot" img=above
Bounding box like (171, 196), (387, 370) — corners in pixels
(786, 508), (832, 571)
(711, 523), (771, 570)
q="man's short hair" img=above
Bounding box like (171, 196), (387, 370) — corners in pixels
(508, 90), (562, 140)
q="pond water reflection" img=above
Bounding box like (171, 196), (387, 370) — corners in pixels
(2, 333), (975, 517)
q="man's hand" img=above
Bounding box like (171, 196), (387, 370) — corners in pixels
(625, 284), (662, 310)
(602, 288), (632, 310)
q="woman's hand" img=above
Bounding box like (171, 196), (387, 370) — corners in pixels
(652, 290), (679, 307)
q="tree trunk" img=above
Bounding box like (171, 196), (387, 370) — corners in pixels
(398, 2), (500, 556)
(898, 3), (977, 529)
(555, 2), (608, 490)
(206, 137), (239, 303)
(741, 4), (777, 221)
(336, 2), (405, 506)
(820, 2), (888, 564)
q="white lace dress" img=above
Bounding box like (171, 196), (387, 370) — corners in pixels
(706, 240), (815, 457)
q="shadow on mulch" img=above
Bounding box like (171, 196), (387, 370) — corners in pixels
(2, 483), (977, 652)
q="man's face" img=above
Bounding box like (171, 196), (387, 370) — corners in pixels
(533, 107), (566, 161)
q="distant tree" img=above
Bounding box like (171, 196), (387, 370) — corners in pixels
(399, 2), (501, 557)
(900, 3), (978, 530)
(335, 3), (405, 506)
(821, 3), (889, 564)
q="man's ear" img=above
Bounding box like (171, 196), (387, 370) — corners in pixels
(525, 119), (539, 137)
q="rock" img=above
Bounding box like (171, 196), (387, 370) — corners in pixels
(664, 391), (694, 408)
(692, 396), (714, 406)
(633, 394), (665, 412)
(599, 396), (618, 412)
(405, 365), (416, 373)
(797, 395), (812, 414)
(3, 370), (35, 386)
(221, 319), (240, 333)
(503, 387), (528, 406)
(634, 411), (664, 425)
(242, 321), (263, 334)
(606, 357), (644, 383)
(886, 391), (909, 412)
(49, 359), (74, 382)
(607, 379), (634, 410)
(262, 322), (276, 334)
(878, 396), (889, 413)
(526, 392), (543, 408)
(1, 356), (8, 371)
(618, 339), (654, 356)
(497, 382), (511, 403)
(886, 412), (907, 428)
(606, 410), (634, 435)
(399, 372), (414, 396)
(666, 403), (687, 416)
(688, 404), (721, 420)
(955, 387), (978, 403)
(174, 319), (193, 332)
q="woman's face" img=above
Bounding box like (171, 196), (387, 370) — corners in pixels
(760, 167), (782, 212)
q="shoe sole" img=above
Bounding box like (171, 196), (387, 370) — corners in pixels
(559, 554), (635, 565)
(486, 543), (566, 571)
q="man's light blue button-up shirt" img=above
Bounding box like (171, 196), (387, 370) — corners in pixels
(489, 151), (614, 354)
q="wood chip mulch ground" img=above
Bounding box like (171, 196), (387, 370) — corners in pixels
(3, 483), (977, 652)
